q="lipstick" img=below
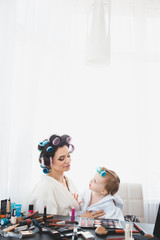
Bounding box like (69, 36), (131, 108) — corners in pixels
(71, 207), (75, 221)
(43, 206), (47, 222)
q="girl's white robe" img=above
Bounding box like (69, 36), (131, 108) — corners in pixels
(78, 188), (124, 221)
(29, 175), (80, 215)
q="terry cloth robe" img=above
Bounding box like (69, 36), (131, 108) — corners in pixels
(29, 175), (80, 215)
(78, 188), (124, 221)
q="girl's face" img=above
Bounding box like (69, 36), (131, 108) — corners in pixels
(89, 172), (107, 195)
(51, 145), (71, 173)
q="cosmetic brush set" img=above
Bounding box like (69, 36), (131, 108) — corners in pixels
(0, 203), (152, 240)
(0, 205), (95, 239)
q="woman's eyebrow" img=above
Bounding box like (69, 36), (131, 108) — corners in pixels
(58, 155), (65, 158)
(58, 152), (70, 158)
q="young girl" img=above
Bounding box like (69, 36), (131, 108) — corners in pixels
(77, 167), (124, 220)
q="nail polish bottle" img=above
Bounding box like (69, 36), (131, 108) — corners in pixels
(28, 204), (34, 214)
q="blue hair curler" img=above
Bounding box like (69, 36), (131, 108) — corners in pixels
(43, 140), (49, 146)
(47, 146), (53, 152)
(97, 167), (107, 177)
(42, 168), (50, 174)
(40, 157), (52, 174)
(39, 142), (44, 146)
(39, 140), (49, 147)
(97, 167), (102, 172)
(100, 171), (107, 177)
(40, 165), (50, 174)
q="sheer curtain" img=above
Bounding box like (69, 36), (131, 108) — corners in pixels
(0, 0), (160, 223)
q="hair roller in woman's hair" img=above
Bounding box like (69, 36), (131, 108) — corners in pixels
(69, 144), (74, 153)
(41, 158), (45, 167)
(52, 137), (61, 146)
(50, 157), (52, 166)
(42, 167), (50, 174)
(66, 136), (72, 143)
(39, 140), (49, 147)
(47, 146), (53, 152)
(39, 142), (44, 147)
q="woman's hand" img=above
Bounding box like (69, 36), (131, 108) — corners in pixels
(80, 210), (105, 218)
(72, 193), (82, 205)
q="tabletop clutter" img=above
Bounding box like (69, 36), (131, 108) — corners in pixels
(0, 198), (151, 240)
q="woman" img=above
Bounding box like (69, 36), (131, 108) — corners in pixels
(29, 134), (104, 218)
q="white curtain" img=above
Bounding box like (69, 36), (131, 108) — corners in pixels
(87, 0), (111, 64)
(0, 0), (160, 224)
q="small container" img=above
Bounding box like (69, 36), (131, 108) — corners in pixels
(1, 218), (10, 226)
(14, 225), (28, 233)
(19, 230), (34, 238)
(15, 204), (22, 217)
(28, 204), (34, 214)
(11, 203), (16, 214)
(11, 208), (17, 225)
(71, 207), (75, 221)
(1, 199), (7, 218)
(72, 227), (78, 240)
(80, 231), (95, 239)
(125, 224), (130, 240)
(49, 229), (61, 238)
(6, 198), (11, 219)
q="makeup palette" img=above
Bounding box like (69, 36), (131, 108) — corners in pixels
(79, 218), (123, 230)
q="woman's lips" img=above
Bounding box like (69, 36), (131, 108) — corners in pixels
(65, 165), (70, 168)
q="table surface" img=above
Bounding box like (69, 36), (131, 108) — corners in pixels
(0, 215), (155, 240)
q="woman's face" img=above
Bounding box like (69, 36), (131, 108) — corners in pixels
(51, 145), (71, 172)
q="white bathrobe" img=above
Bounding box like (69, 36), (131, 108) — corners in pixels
(29, 175), (80, 215)
(78, 188), (124, 221)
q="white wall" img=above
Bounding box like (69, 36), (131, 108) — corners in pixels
(0, 0), (160, 223)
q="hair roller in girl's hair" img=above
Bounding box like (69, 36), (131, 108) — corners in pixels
(97, 167), (107, 177)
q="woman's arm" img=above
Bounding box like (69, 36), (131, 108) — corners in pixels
(80, 210), (105, 218)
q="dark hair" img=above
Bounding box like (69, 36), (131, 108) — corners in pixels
(101, 167), (120, 195)
(38, 134), (72, 169)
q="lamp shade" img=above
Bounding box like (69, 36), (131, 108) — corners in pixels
(87, 0), (111, 65)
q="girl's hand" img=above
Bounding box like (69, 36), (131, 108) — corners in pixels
(80, 210), (105, 218)
(72, 193), (82, 205)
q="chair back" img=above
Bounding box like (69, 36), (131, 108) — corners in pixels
(117, 182), (144, 222)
